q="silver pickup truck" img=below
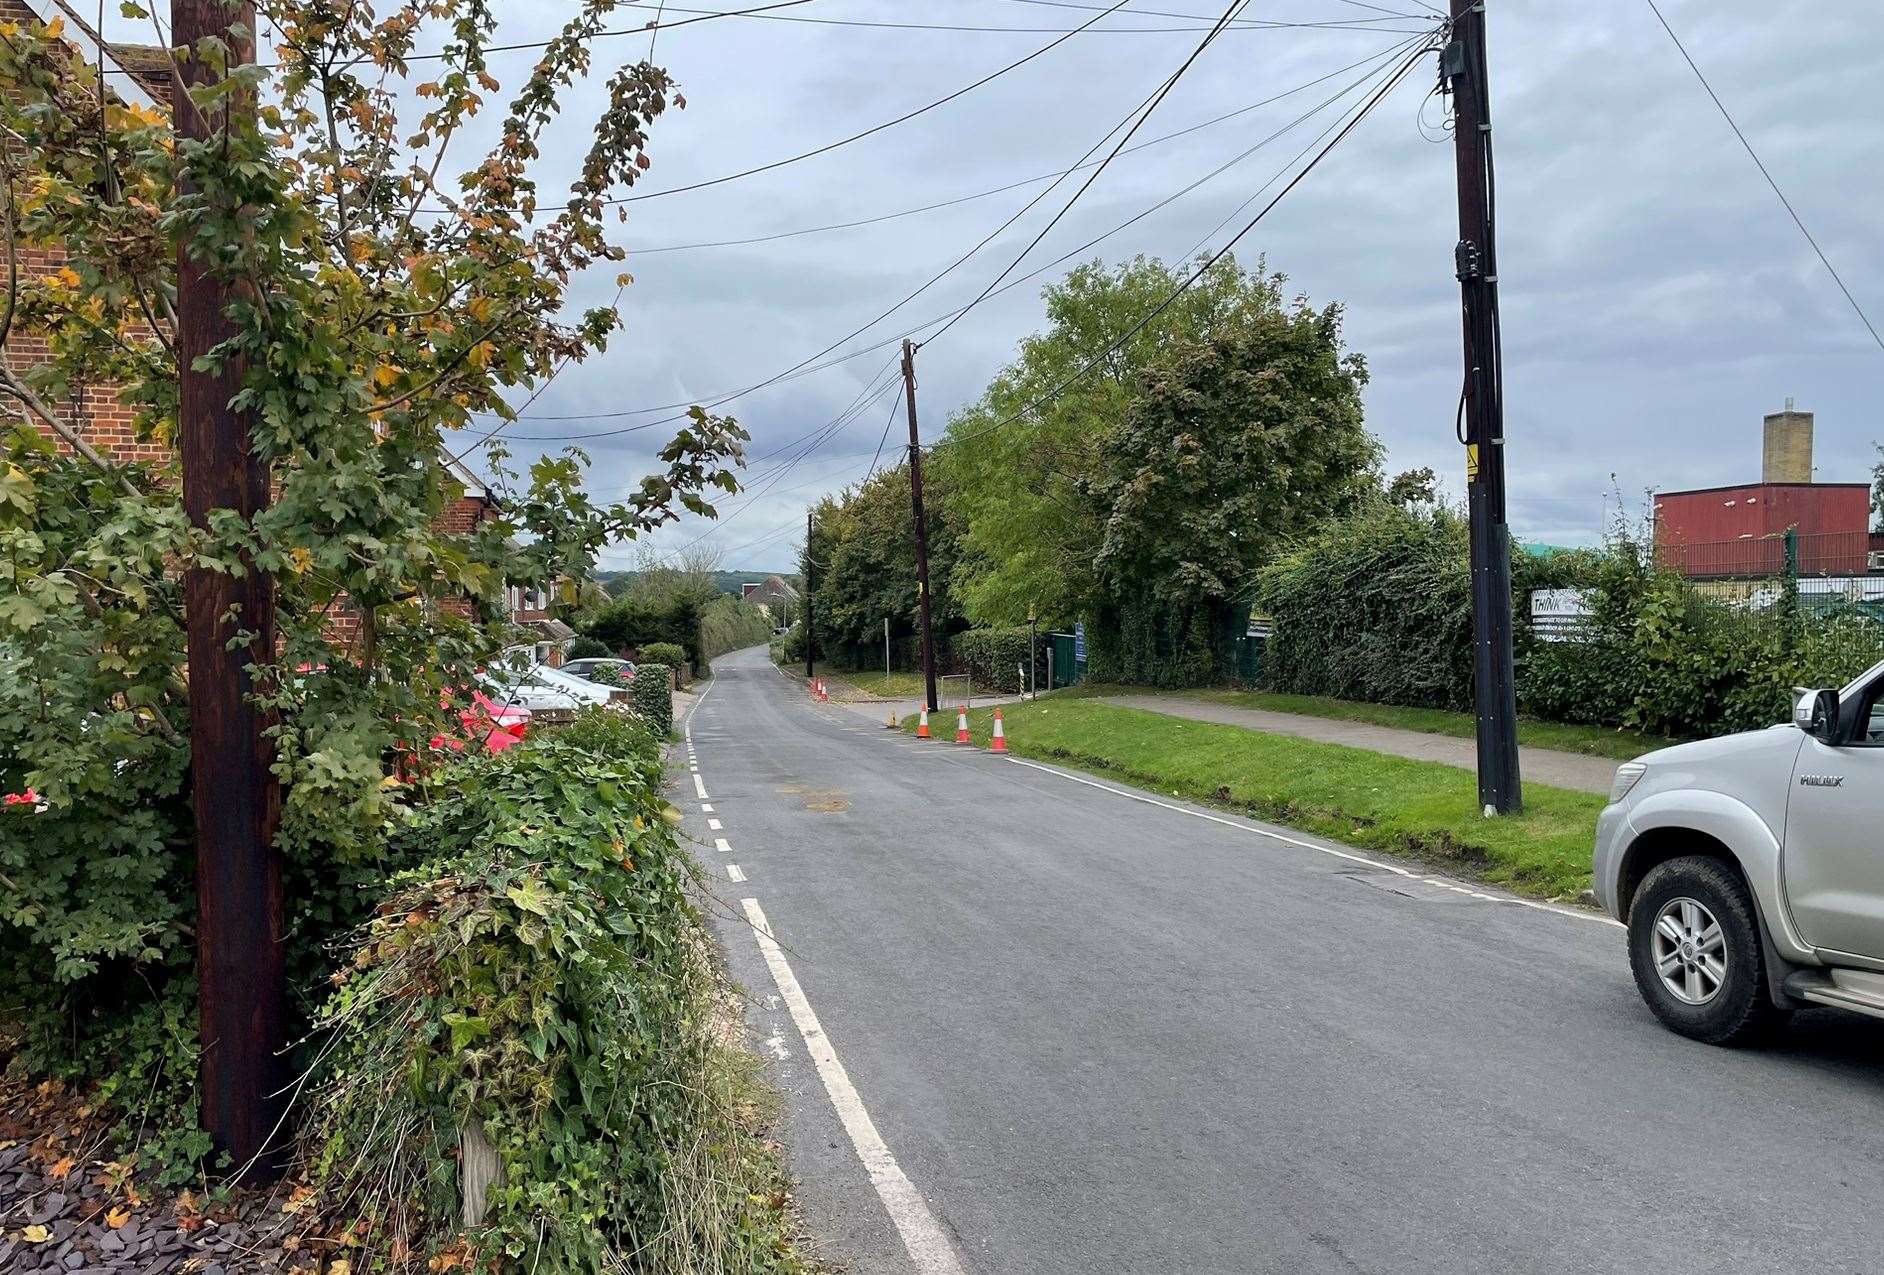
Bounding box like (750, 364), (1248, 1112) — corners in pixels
(1593, 663), (1884, 1043)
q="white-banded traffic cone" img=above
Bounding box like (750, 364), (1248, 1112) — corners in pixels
(990, 707), (1008, 752)
(917, 706), (931, 738)
(955, 706), (970, 744)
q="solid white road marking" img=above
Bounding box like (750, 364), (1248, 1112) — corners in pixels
(727, 863), (746, 883)
(701, 803), (714, 813)
(715, 837), (732, 854)
(708, 818), (723, 831)
(741, 899), (967, 1275)
(1003, 757), (1623, 931)
(693, 772), (709, 799)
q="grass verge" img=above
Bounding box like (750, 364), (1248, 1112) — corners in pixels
(809, 663), (996, 701)
(910, 699), (1607, 899)
(1108, 687), (1679, 762)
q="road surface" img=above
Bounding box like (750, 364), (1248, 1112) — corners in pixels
(686, 646), (1884, 1275)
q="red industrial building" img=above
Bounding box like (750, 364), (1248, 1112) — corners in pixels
(1653, 405), (1871, 578)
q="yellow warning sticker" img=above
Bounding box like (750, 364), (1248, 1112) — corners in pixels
(1465, 443), (1480, 480)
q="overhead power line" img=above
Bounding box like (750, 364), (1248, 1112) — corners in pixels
(477, 37), (1422, 447)
(419, 0), (1145, 216)
(1640, 0), (1884, 355)
(942, 37), (1438, 451)
(628, 40), (1418, 258)
(923, 0), (1254, 346)
(479, 37), (1423, 440)
(465, 0), (1259, 452)
(619, 1), (1433, 34)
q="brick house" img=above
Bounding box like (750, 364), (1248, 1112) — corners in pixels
(1, 2), (548, 646)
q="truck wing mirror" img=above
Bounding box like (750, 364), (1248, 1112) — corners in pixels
(1793, 687), (1840, 742)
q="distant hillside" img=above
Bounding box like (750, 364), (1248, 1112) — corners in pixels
(594, 569), (798, 598)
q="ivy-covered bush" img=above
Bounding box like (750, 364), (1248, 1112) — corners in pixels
(698, 594), (774, 662)
(954, 626), (1047, 693)
(307, 712), (802, 1270)
(640, 640), (688, 671)
(633, 663), (674, 735)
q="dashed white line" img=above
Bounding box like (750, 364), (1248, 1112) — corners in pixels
(714, 837), (732, 854)
(741, 898), (967, 1275)
(700, 803), (714, 813)
(1002, 756), (1622, 930)
(693, 772), (709, 799)
(708, 818), (723, 831)
(727, 863), (747, 883)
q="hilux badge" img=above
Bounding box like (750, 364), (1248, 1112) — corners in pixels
(1800, 774), (1845, 787)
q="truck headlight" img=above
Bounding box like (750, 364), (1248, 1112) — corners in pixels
(1609, 762), (1647, 805)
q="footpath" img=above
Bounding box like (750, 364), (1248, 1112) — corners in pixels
(1096, 693), (1619, 795)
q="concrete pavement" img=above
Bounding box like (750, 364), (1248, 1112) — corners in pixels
(1098, 692), (1621, 794)
(684, 646), (1884, 1274)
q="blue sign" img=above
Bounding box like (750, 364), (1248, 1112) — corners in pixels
(1074, 621), (1086, 664)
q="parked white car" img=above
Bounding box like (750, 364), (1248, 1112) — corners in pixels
(1593, 660), (1884, 1043)
(483, 663), (618, 714)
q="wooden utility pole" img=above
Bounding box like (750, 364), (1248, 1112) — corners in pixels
(173, 0), (285, 1172)
(804, 509), (815, 680)
(1445, 0), (1522, 814)
(901, 339), (939, 713)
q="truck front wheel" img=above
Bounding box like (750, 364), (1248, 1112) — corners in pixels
(1627, 856), (1784, 1045)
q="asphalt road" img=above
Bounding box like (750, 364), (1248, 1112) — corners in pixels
(687, 646), (1884, 1275)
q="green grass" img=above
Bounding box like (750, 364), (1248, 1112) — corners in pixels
(908, 699), (1607, 900)
(810, 663), (995, 700)
(1108, 687), (1679, 762)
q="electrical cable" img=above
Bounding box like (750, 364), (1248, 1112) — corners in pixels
(863, 384), (904, 483)
(1640, 0), (1883, 355)
(480, 37), (1423, 446)
(416, 0), (1146, 216)
(941, 37), (1437, 452)
(479, 37), (1420, 443)
(627, 41), (1415, 258)
(923, 0), (1254, 347)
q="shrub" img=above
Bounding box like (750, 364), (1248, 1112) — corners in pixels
(639, 640), (687, 670)
(698, 594), (773, 662)
(633, 663), (673, 734)
(585, 662), (631, 689)
(306, 712), (802, 1270)
(565, 635), (612, 660)
(954, 626), (1047, 693)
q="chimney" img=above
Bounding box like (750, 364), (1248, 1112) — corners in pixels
(1762, 398), (1813, 484)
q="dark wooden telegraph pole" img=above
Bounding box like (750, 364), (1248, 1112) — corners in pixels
(804, 509), (815, 680)
(901, 339), (939, 714)
(174, 0), (286, 1172)
(1445, 0), (1522, 814)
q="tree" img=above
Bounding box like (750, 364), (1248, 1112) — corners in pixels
(1087, 277), (1378, 684)
(0, 0), (744, 1162)
(935, 253), (1299, 628)
(806, 463), (963, 663)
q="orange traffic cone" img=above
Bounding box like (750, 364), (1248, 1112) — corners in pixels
(917, 707), (931, 738)
(991, 707), (1008, 752)
(955, 706), (970, 744)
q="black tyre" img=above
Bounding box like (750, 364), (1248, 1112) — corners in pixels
(1627, 855), (1784, 1045)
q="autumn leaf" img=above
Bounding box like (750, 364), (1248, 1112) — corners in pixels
(48, 1154), (74, 1180)
(20, 1224), (51, 1243)
(372, 364), (402, 389)
(106, 1206), (132, 1229)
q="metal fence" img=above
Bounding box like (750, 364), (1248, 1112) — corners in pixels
(1655, 528), (1873, 580)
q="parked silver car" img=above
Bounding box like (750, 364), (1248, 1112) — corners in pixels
(1593, 661), (1884, 1043)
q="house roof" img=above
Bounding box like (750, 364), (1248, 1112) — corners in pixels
(18, 0), (169, 109)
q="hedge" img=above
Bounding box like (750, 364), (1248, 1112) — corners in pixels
(306, 710), (804, 1270)
(632, 662), (673, 734)
(639, 640), (687, 671)
(1254, 503), (1884, 739)
(954, 626), (1048, 693)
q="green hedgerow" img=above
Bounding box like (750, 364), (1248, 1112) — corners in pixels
(633, 663), (674, 734)
(305, 710), (805, 1271)
(639, 641), (687, 670)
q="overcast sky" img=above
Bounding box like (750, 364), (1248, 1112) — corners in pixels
(170, 0), (1884, 571)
